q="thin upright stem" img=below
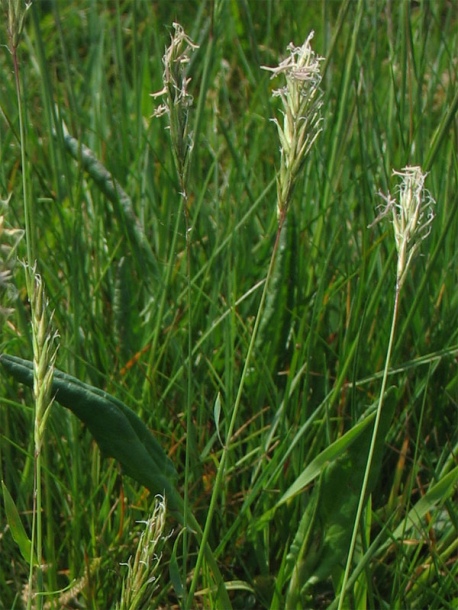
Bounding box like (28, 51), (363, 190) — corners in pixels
(11, 33), (41, 610)
(337, 285), (401, 610)
(187, 214), (287, 606)
(182, 189), (193, 597)
(12, 48), (34, 266)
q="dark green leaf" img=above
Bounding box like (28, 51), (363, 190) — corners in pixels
(0, 354), (182, 513)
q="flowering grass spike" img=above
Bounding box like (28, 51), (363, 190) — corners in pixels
(262, 32), (323, 221)
(375, 166), (435, 291)
(118, 497), (169, 610)
(152, 23), (199, 192)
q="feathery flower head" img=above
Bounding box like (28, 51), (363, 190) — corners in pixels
(27, 265), (59, 444)
(375, 166), (435, 291)
(262, 32), (323, 220)
(118, 496), (170, 610)
(151, 23), (199, 190)
(151, 22), (198, 117)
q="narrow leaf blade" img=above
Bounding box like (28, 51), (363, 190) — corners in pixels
(2, 480), (37, 565)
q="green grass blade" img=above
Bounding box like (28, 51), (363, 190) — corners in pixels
(2, 480), (37, 566)
(391, 466), (458, 541)
(277, 409), (375, 507)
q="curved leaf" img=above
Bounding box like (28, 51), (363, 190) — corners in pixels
(0, 354), (182, 512)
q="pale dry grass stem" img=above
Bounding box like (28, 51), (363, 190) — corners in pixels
(151, 25), (200, 596)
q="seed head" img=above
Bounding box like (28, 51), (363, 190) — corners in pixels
(262, 32), (323, 220)
(374, 166), (435, 291)
(151, 23), (199, 189)
(26, 266), (59, 444)
(118, 496), (170, 610)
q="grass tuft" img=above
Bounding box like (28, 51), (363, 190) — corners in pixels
(0, 2), (457, 609)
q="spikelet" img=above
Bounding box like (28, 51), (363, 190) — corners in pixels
(373, 166), (435, 291)
(262, 32), (324, 221)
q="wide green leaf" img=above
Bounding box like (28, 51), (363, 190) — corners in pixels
(0, 354), (182, 513)
(1, 353), (234, 608)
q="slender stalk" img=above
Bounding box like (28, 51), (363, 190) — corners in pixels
(188, 33), (323, 605)
(337, 284), (400, 610)
(186, 214), (286, 606)
(151, 23), (199, 601)
(182, 195), (193, 598)
(9, 16), (34, 267)
(6, 11), (60, 610)
(338, 166), (435, 609)
(4, 3), (39, 606)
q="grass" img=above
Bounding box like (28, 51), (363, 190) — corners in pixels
(0, 1), (457, 609)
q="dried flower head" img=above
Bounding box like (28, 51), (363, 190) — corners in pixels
(152, 23), (199, 190)
(374, 166), (435, 291)
(262, 32), (323, 221)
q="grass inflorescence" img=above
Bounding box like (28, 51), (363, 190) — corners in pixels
(0, 2), (457, 609)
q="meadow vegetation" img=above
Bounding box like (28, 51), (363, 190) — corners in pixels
(0, 1), (457, 609)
